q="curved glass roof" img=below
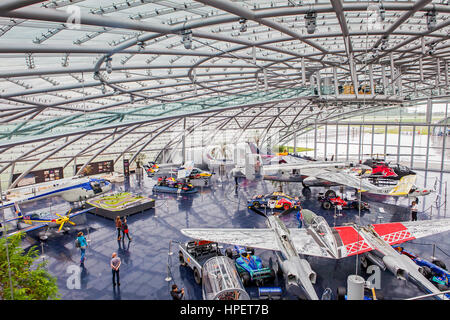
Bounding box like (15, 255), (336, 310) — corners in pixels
(0, 0), (449, 187)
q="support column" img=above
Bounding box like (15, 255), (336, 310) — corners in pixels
(346, 124), (350, 161)
(301, 57), (306, 86)
(324, 122), (328, 160)
(333, 67), (338, 97)
(371, 124), (375, 156)
(314, 121), (318, 160)
(369, 64), (374, 94)
(293, 131), (297, 155)
(390, 53), (396, 96)
(397, 124), (401, 164)
(411, 125), (416, 169)
(182, 117), (186, 164)
(335, 122), (339, 161)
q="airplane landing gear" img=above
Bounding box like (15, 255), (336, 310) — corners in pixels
(302, 187), (311, 198)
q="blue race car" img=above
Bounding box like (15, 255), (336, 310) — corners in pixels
(395, 246), (450, 297)
(225, 245), (275, 287)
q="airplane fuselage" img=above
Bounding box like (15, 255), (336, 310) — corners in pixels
(266, 215), (319, 300)
(1, 177), (112, 208)
(355, 225), (449, 300)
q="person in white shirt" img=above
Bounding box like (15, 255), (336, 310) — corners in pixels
(411, 201), (418, 221)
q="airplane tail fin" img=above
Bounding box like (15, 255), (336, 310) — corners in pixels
(386, 175), (417, 196)
(14, 203), (23, 218)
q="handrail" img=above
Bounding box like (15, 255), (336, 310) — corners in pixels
(405, 289), (450, 300)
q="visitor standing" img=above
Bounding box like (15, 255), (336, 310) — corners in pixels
(77, 232), (88, 266)
(411, 201), (418, 221)
(111, 252), (121, 286)
(121, 217), (132, 242)
(115, 216), (122, 241)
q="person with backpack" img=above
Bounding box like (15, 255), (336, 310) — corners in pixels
(121, 217), (132, 242)
(76, 231), (88, 266)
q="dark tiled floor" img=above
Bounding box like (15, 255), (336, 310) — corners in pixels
(13, 170), (450, 300)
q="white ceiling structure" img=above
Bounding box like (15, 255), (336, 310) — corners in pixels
(0, 0), (449, 186)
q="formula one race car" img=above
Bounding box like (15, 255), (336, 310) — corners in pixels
(318, 193), (370, 211)
(144, 161), (160, 177)
(152, 176), (197, 194)
(247, 192), (300, 211)
(394, 246), (450, 297)
(225, 245), (276, 287)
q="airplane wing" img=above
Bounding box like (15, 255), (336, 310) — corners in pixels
(301, 168), (382, 192)
(371, 218), (450, 244)
(4, 223), (48, 238)
(180, 228), (279, 251)
(332, 218), (450, 257)
(68, 207), (93, 218)
(181, 228), (340, 258)
(263, 161), (350, 172)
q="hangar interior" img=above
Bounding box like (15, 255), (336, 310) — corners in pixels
(0, 0), (450, 301)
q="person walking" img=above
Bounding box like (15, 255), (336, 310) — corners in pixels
(170, 284), (184, 300)
(115, 216), (122, 240)
(121, 217), (132, 242)
(411, 201), (418, 221)
(111, 252), (121, 286)
(77, 232), (88, 266)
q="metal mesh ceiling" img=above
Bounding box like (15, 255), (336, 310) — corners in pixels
(0, 0), (449, 186)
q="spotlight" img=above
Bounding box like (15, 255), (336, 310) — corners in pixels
(130, 94), (135, 103)
(305, 11), (317, 34)
(181, 29), (192, 49)
(137, 41), (145, 51)
(426, 43), (436, 56)
(379, 4), (385, 22)
(380, 36), (389, 51)
(93, 71), (100, 80)
(239, 18), (247, 32)
(105, 56), (113, 74)
(426, 9), (437, 31)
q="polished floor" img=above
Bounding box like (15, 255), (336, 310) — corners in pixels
(12, 169), (450, 300)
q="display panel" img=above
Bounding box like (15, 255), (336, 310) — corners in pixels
(76, 160), (114, 176)
(11, 167), (64, 188)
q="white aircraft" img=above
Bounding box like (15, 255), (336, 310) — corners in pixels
(262, 159), (433, 199)
(181, 209), (450, 300)
(182, 210), (320, 300)
(1, 176), (112, 209)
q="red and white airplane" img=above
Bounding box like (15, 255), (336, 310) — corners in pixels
(181, 209), (450, 300)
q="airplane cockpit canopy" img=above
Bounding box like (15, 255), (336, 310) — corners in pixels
(202, 256), (250, 300)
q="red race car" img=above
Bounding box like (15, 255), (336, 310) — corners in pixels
(318, 193), (370, 211)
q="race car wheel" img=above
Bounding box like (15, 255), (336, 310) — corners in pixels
(253, 201), (261, 209)
(283, 204), (291, 211)
(337, 287), (347, 300)
(269, 269), (276, 283)
(276, 260), (283, 276)
(240, 272), (251, 286)
(322, 201), (332, 210)
(419, 266), (432, 279)
(225, 248), (233, 259)
(178, 251), (187, 267)
(302, 187), (312, 198)
(325, 190), (336, 198)
(432, 260), (447, 271)
(193, 267), (202, 285)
